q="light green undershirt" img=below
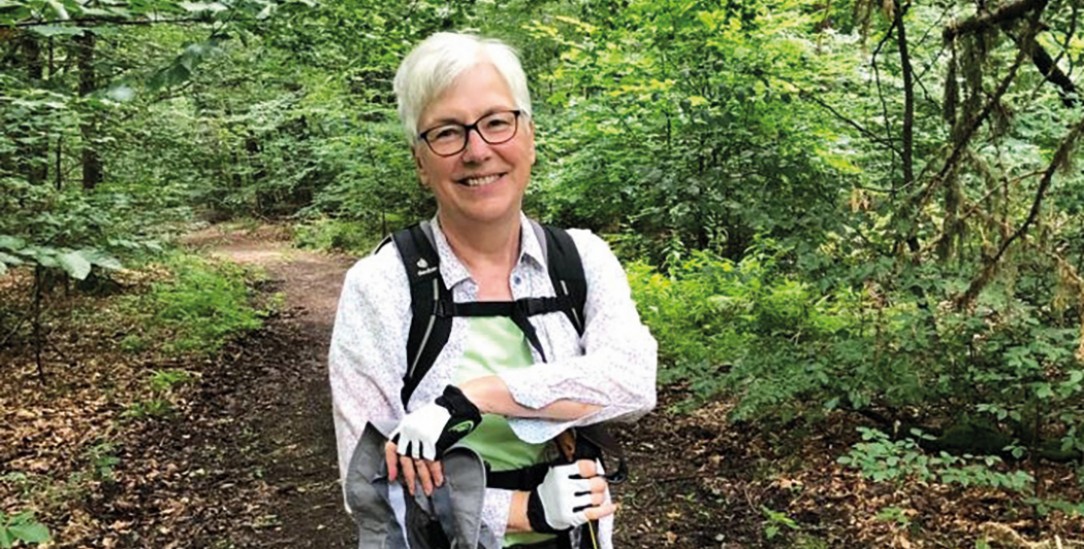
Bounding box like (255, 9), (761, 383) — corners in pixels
(454, 316), (554, 547)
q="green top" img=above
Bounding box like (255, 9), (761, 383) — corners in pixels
(454, 317), (555, 547)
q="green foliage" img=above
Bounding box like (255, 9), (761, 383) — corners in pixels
(628, 246), (855, 416)
(122, 398), (174, 420)
(838, 428), (1033, 491)
(524, 0), (846, 261)
(0, 511), (50, 548)
(124, 368), (196, 420)
(760, 505), (800, 541)
(83, 442), (120, 483)
(119, 253), (263, 356)
(293, 216), (378, 254)
(151, 255), (263, 354)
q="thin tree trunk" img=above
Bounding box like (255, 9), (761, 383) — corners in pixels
(894, 0), (915, 196)
(76, 31), (102, 190)
(16, 33), (50, 185)
(32, 266), (46, 384)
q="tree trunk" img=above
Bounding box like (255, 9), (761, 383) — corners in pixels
(23, 35), (50, 185)
(76, 31), (102, 190)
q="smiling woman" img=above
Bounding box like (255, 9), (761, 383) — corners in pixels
(328, 32), (657, 549)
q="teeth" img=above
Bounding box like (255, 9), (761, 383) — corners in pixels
(462, 174), (500, 187)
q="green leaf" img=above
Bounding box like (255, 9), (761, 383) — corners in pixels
(1035, 383), (1054, 400)
(7, 522), (49, 543)
(22, 247), (60, 269)
(26, 25), (86, 37)
(0, 527), (13, 548)
(58, 250), (92, 280)
(105, 84), (136, 102)
(179, 2), (228, 13)
(0, 235), (26, 251)
(149, 64), (192, 90)
(78, 248), (122, 270)
(46, 0), (69, 19)
(0, 251), (23, 266)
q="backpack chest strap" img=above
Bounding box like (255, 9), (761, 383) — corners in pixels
(439, 297), (574, 363)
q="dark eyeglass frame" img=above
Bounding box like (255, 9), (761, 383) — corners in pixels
(417, 109), (523, 157)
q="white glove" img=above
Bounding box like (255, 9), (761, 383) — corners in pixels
(390, 385), (481, 461)
(527, 462), (599, 532)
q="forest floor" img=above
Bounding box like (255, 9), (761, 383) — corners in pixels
(3, 225), (1084, 548)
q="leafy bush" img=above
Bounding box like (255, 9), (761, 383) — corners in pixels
(120, 253), (263, 356)
(631, 241), (1084, 464)
(293, 216), (378, 254)
(628, 245), (857, 417)
(838, 427), (1033, 491)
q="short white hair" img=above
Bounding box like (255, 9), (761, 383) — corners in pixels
(393, 32), (532, 144)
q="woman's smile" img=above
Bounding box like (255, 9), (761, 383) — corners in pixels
(457, 173), (505, 187)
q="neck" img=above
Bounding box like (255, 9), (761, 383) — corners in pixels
(437, 211), (521, 275)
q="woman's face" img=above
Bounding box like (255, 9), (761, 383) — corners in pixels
(413, 63), (535, 229)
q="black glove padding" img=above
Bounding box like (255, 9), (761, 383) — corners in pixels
(390, 385), (482, 460)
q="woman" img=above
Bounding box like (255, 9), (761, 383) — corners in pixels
(329, 32), (657, 549)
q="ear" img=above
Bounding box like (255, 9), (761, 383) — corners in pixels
(412, 146), (430, 187)
(527, 119), (537, 166)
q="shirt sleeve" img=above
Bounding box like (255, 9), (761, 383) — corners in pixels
(480, 488), (514, 542)
(328, 249), (410, 489)
(501, 229), (658, 442)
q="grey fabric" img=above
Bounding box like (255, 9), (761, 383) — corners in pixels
(346, 422), (409, 548)
(346, 422), (498, 549)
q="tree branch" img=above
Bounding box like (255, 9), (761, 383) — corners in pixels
(956, 113), (1084, 308)
(943, 0), (1046, 40)
(895, 0), (916, 193)
(911, 47), (1029, 222)
(1009, 24), (1079, 108)
(13, 16), (208, 29)
(798, 91), (902, 156)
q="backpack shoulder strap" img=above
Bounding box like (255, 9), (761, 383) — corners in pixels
(390, 221), (453, 408)
(530, 220), (587, 337)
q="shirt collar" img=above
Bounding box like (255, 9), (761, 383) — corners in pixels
(428, 211), (546, 290)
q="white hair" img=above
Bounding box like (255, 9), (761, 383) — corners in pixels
(393, 32), (532, 144)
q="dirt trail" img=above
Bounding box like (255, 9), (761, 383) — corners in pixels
(191, 225), (358, 547)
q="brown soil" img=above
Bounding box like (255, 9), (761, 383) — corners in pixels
(3, 225), (1083, 548)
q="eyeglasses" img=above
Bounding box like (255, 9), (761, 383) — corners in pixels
(417, 110), (522, 157)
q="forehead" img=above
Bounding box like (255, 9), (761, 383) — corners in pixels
(419, 63), (516, 127)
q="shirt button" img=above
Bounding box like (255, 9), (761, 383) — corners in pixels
(513, 276), (522, 285)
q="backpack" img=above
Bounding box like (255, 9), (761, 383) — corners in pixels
(386, 220), (628, 481)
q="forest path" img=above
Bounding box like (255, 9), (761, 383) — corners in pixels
(187, 225), (357, 547)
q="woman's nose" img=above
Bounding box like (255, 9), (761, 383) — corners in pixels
(460, 127), (492, 163)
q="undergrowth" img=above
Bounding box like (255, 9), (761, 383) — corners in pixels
(118, 252), (271, 356)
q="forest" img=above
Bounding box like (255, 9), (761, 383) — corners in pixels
(2, 0), (1083, 547)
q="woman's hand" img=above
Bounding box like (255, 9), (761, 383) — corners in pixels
(507, 459), (617, 533)
(390, 385), (482, 462)
(385, 439), (444, 496)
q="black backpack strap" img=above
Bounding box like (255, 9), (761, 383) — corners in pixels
(391, 222), (454, 408)
(444, 297), (570, 364)
(531, 220), (587, 337)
